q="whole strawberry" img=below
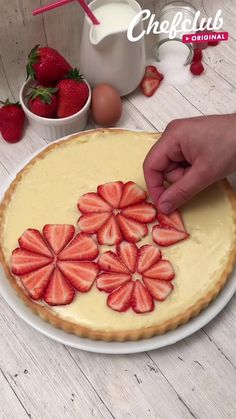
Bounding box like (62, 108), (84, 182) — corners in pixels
(0, 100), (25, 143)
(57, 69), (89, 118)
(27, 87), (58, 118)
(27, 45), (72, 85)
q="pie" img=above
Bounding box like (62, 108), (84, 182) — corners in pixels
(0, 129), (236, 341)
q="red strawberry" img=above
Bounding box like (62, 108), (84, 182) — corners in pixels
(97, 181), (123, 208)
(78, 212), (111, 234)
(43, 224), (75, 255)
(58, 233), (98, 261)
(107, 281), (134, 312)
(117, 214), (148, 243)
(97, 215), (123, 245)
(121, 202), (156, 223)
(117, 242), (138, 273)
(19, 229), (53, 257)
(20, 264), (54, 300)
(137, 245), (161, 274)
(141, 77), (161, 97)
(157, 210), (186, 232)
(119, 181), (147, 208)
(208, 41), (219, 47)
(153, 225), (189, 247)
(131, 280), (154, 313)
(0, 100), (25, 143)
(27, 45), (72, 84)
(97, 272), (131, 293)
(144, 65), (164, 81)
(27, 86), (58, 118)
(192, 48), (203, 62)
(98, 251), (129, 274)
(143, 278), (173, 301)
(57, 261), (99, 292)
(144, 260), (175, 281)
(57, 68), (89, 118)
(78, 192), (112, 213)
(44, 267), (75, 306)
(11, 249), (52, 275)
(190, 61), (204, 76)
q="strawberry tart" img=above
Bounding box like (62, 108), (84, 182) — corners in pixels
(0, 129), (236, 341)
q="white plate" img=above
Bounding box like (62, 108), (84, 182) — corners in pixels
(0, 138), (236, 354)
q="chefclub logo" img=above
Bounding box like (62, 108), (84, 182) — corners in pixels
(127, 8), (228, 44)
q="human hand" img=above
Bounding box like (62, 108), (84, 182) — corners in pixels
(143, 114), (236, 214)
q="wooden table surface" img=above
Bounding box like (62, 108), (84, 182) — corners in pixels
(1, 1), (236, 418)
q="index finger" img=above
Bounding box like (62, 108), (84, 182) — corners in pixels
(143, 134), (171, 206)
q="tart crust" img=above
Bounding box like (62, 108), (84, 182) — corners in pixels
(0, 129), (236, 342)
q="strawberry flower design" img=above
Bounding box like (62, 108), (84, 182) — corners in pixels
(77, 181), (156, 245)
(97, 242), (175, 313)
(11, 225), (99, 306)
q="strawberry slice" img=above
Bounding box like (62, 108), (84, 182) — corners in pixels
(143, 278), (173, 301)
(19, 229), (53, 257)
(157, 210), (186, 232)
(119, 181), (147, 208)
(78, 212), (111, 234)
(121, 203), (156, 223)
(98, 251), (129, 273)
(97, 181), (124, 208)
(117, 242), (138, 273)
(107, 281), (133, 312)
(131, 280), (154, 313)
(20, 264), (54, 300)
(141, 77), (161, 97)
(44, 267), (75, 306)
(144, 259), (175, 281)
(96, 272), (131, 293)
(43, 224), (75, 254)
(12, 249), (53, 275)
(153, 225), (189, 247)
(58, 233), (98, 261)
(97, 215), (123, 245)
(117, 214), (148, 243)
(57, 261), (99, 292)
(145, 65), (164, 81)
(137, 245), (161, 274)
(78, 193), (112, 213)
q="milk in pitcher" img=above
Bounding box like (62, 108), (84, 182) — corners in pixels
(92, 1), (138, 43)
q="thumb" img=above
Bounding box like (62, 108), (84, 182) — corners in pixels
(157, 165), (207, 213)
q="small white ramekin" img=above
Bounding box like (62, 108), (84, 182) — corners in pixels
(19, 79), (91, 141)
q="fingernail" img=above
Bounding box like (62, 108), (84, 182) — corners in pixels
(159, 202), (173, 214)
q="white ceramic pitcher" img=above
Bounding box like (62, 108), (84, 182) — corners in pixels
(79, 0), (146, 96)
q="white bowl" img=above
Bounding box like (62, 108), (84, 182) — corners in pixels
(19, 79), (91, 142)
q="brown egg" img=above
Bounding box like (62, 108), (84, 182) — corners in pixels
(91, 84), (122, 127)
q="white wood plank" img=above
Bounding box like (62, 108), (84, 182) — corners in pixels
(203, 0), (236, 40)
(128, 85), (201, 132)
(175, 64), (236, 115)
(0, 57), (15, 101)
(40, 0), (84, 68)
(0, 162), (9, 184)
(67, 348), (195, 419)
(0, 296), (114, 419)
(204, 38), (236, 88)
(0, 126), (47, 173)
(0, 369), (29, 419)
(0, 0), (46, 99)
(203, 294), (236, 368)
(148, 329), (236, 419)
